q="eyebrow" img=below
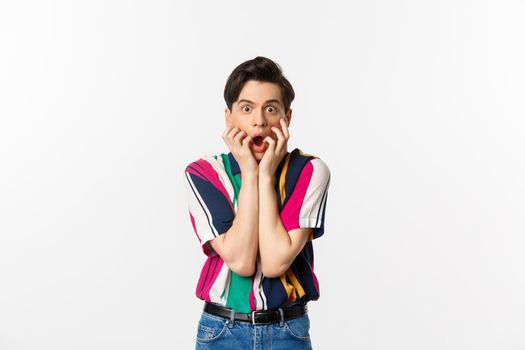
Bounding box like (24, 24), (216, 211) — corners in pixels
(237, 99), (282, 105)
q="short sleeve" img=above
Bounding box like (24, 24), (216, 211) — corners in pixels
(183, 161), (235, 257)
(280, 158), (331, 240)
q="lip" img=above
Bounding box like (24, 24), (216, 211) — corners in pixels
(251, 141), (268, 153)
(251, 132), (268, 139)
(251, 132), (268, 146)
(250, 133), (268, 153)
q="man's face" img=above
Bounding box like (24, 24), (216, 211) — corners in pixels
(225, 80), (292, 162)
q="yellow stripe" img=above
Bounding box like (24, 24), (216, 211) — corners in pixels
(286, 269), (306, 301)
(279, 153), (291, 202)
(279, 274), (295, 302)
(279, 268), (306, 303)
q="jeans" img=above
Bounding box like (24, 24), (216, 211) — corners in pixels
(195, 309), (313, 349)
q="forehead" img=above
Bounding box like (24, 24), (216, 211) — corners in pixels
(236, 80), (282, 105)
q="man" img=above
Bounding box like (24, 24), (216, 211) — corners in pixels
(183, 56), (331, 349)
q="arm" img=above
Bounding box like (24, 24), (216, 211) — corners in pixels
(207, 125), (261, 276)
(256, 118), (330, 278)
(256, 118), (312, 278)
(258, 174), (312, 278)
(209, 172), (259, 276)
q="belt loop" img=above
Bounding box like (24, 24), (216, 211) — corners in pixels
(277, 307), (285, 327)
(228, 307), (235, 328)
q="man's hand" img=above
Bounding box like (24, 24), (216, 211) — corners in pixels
(222, 126), (259, 176)
(258, 118), (290, 178)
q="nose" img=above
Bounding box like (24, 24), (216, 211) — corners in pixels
(253, 109), (267, 127)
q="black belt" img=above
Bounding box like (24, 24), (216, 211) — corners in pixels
(203, 301), (308, 325)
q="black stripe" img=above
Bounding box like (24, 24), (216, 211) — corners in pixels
(314, 172), (330, 228)
(258, 276), (266, 310)
(315, 185), (328, 228)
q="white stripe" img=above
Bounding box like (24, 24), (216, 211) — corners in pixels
(252, 255), (267, 310)
(299, 158), (331, 225)
(208, 262), (231, 304)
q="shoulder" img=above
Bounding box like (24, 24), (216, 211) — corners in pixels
(184, 153), (228, 180)
(183, 153), (237, 200)
(184, 153), (221, 171)
(277, 149), (331, 200)
(307, 156), (330, 178)
(290, 148), (331, 180)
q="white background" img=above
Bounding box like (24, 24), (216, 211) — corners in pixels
(1, 1), (524, 349)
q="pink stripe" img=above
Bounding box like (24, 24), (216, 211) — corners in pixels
(197, 256), (225, 301)
(249, 276), (256, 310)
(185, 164), (206, 179)
(195, 257), (212, 295)
(280, 161), (314, 231)
(188, 159), (233, 209)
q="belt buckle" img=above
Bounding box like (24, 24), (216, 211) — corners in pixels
(251, 310), (269, 325)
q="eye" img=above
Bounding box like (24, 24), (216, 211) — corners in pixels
(242, 105), (251, 112)
(266, 105), (278, 113)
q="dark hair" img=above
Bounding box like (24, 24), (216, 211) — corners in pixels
(223, 56), (295, 114)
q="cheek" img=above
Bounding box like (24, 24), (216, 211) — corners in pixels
(233, 121), (249, 131)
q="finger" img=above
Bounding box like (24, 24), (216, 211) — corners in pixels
(242, 135), (253, 148)
(271, 126), (285, 139)
(233, 130), (246, 144)
(227, 128), (243, 144)
(271, 126), (285, 151)
(271, 126), (285, 142)
(264, 136), (276, 152)
(227, 127), (240, 138)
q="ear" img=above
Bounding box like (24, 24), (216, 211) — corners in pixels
(285, 108), (292, 127)
(225, 107), (232, 127)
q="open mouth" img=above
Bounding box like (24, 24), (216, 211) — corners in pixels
(253, 136), (264, 146)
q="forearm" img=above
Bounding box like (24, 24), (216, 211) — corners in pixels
(217, 172), (259, 275)
(258, 174), (294, 277)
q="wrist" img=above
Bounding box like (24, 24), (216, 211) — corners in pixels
(241, 171), (259, 180)
(259, 173), (275, 186)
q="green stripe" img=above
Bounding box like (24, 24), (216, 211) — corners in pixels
(220, 153), (252, 312)
(226, 273), (253, 312)
(220, 153), (241, 208)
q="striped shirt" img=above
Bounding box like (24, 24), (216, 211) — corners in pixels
(183, 148), (331, 312)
